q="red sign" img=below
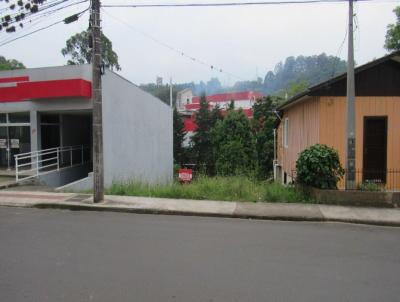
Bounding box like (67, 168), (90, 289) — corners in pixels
(0, 77), (92, 102)
(178, 169), (193, 183)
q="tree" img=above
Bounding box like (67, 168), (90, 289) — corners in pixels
(212, 110), (257, 176)
(61, 30), (121, 71)
(173, 108), (186, 165)
(0, 56), (25, 70)
(252, 96), (280, 179)
(192, 94), (213, 173)
(210, 104), (223, 126)
(385, 6), (400, 51)
(278, 79), (309, 100)
(262, 54), (346, 95)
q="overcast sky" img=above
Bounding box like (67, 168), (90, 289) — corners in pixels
(0, 0), (398, 86)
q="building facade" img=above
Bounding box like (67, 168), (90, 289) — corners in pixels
(274, 51), (400, 190)
(0, 64), (173, 189)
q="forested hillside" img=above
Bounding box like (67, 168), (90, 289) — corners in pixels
(141, 53), (347, 104)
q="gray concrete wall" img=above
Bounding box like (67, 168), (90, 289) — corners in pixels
(102, 71), (173, 185)
(56, 172), (93, 192)
(38, 163), (91, 187)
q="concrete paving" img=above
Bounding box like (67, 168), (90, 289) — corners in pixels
(1, 207), (400, 302)
(1, 190), (400, 226)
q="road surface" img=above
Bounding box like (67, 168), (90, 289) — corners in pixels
(0, 207), (399, 302)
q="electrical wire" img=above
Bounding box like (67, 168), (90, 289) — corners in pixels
(102, 8), (243, 80)
(102, 0), (382, 9)
(0, 0), (89, 30)
(0, 7), (89, 47)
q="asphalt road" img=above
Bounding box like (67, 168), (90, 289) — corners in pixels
(0, 207), (399, 302)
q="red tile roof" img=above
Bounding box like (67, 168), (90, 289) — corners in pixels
(192, 91), (262, 103)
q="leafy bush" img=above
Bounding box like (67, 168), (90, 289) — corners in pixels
(296, 144), (344, 189)
(356, 182), (381, 192)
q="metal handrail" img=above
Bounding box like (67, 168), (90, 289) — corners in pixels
(14, 145), (91, 182)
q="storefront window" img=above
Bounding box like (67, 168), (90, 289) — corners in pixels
(0, 114), (6, 124)
(8, 112), (30, 124)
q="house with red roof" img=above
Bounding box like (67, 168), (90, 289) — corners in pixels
(176, 89), (262, 144)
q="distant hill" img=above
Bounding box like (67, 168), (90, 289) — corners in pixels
(263, 53), (347, 95)
(140, 53), (347, 104)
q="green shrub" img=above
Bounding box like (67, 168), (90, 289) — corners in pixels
(296, 144), (344, 189)
(356, 182), (381, 192)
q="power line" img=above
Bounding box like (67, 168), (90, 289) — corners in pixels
(0, 8), (89, 47)
(102, 8), (243, 80)
(0, 0), (88, 29)
(102, 0), (381, 9)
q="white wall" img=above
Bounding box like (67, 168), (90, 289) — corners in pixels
(102, 71), (173, 185)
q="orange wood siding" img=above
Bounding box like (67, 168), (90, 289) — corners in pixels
(277, 97), (320, 176)
(279, 96), (400, 190)
(319, 96), (400, 189)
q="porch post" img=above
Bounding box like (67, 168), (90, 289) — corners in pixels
(30, 111), (40, 153)
(30, 111), (40, 172)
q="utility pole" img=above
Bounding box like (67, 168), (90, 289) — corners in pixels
(91, 0), (104, 202)
(345, 0), (356, 190)
(169, 77), (173, 107)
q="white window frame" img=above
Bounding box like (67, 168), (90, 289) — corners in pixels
(283, 118), (289, 148)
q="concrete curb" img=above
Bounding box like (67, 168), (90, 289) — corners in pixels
(2, 200), (398, 227)
(1, 191), (400, 227)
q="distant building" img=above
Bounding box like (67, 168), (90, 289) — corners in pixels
(176, 89), (262, 146)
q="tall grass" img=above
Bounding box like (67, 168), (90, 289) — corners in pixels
(107, 176), (310, 203)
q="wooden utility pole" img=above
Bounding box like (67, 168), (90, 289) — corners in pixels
(169, 77), (173, 107)
(346, 0), (356, 190)
(91, 0), (104, 202)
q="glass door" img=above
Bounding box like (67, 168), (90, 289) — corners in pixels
(8, 126), (31, 167)
(0, 126), (8, 168)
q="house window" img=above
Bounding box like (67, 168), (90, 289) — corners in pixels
(186, 98), (190, 104)
(283, 118), (289, 148)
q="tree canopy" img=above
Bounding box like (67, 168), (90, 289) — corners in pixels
(212, 109), (257, 176)
(173, 108), (187, 165)
(0, 56), (25, 70)
(61, 30), (121, 71)
(252, 96), (281, 179)
(263, 53), (346, 95)
(385, 6), (400, 51)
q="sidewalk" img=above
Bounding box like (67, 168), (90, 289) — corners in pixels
(1, 190), (400, 226)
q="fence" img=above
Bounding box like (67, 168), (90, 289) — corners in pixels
(14, 145), (91, 182)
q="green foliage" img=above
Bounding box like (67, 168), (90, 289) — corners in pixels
(263, 182), (311, 203)
(0, 56), (25, 70)
(277, 79), (309, 99)
(385, 6), (400, 51)
(61, 30), (121, 71)
(356, 182), (381, 192)
(252, 96), (280, 179)
(191, 94), (215, 173)
(173, 108), (186, 165)
(296, 144), (345, 189)
(228, 100), (235, 110)
(264, 53), (346, 95)
(107, 176), (309, 203)
(212, 110), (257, 176)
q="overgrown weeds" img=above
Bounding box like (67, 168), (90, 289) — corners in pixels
(107, 176), (311, 203)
